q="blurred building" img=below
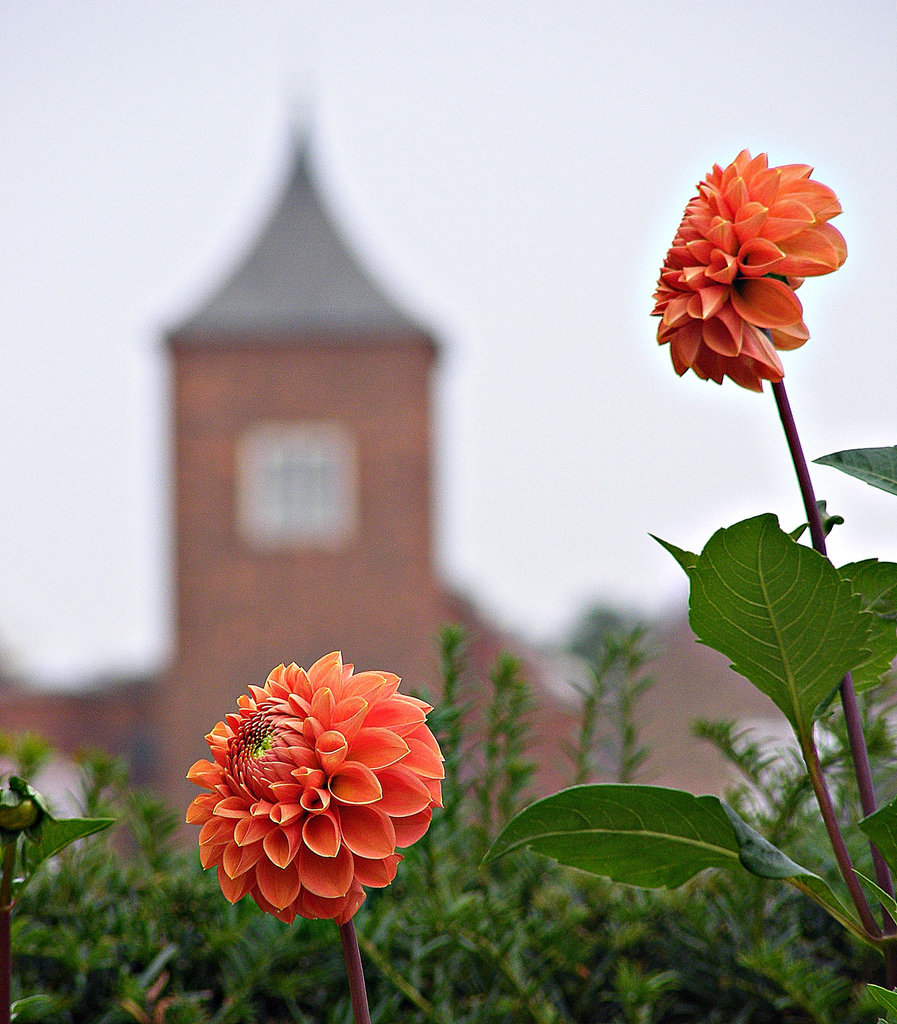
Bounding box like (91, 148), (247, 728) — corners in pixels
(0, 143), (784, 807)
(158, 147), (447, 802)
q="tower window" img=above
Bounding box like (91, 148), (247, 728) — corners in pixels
(237, 423), (356, 547)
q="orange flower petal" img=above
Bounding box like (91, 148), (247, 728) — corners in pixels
(316, 730), (349, 774)
(352, 853), (401, 889)
(349, 728), (410, 770)
(329, 762), (383, 805)
(374, 766), (433, 817)
(262, 825), (302, 868)
(223, 839), (265, 879)
(731, 277), (803, 329)
(216, 864), (253, 903)
(393, 808), (433, 848)
(401, 737), (446, 780)
(364, 698), (426, 735)
(339, 805), (397, 859)
(302, 811), (342, 858)
(234, 814), (273, 846)
(299, 843), (354, 898)
(255, 858), (303, 910)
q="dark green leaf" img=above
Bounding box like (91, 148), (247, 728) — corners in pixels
(860, 799), (897, 878)
(650, 534), (697, 573)
(814, 446), (897, 496)
(485, 784), (866, 939)
(838, 560), (897, 692)
(484, 784), (741, 886)
(689, 514), (870, 737)
(19, 816), (115, 890)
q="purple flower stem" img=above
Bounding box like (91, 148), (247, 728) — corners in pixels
(772, 380), (897, 959)
(339, 919), (372, 1024)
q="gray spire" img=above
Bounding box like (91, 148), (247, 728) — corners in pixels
(173, 145), (425, 338)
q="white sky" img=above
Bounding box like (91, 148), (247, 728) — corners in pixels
(1, 2), (896, 684)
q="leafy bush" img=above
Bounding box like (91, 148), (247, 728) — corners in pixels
(3, 626), (888, 1022)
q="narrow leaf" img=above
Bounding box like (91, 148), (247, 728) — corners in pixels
(650, 534), (697, 574)
(838, 559), (897, 692)
(868, 985), (897, 1021)
(19, 816), (115, 889)
(689, 514), (870, 736)
(10, 995), (55, 1022)
(815, 446), (897, 496)
(855, 870), (897, 924)
(860, 798), (897, 878)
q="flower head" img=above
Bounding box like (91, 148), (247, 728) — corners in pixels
(652, 150), (846, 391)
(187, 653), (443, 924)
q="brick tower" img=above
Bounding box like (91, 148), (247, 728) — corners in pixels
(161, 146), (445, 802)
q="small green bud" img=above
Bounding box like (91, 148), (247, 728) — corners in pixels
(0, 776), (50, 842)
(0, 797), (40, 832)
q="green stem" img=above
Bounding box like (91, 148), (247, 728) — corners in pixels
(1, 843), (14, 1024)
(339, 919), (371, 1024)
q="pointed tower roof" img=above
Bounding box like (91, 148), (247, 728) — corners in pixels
(172, 145), (427, 340)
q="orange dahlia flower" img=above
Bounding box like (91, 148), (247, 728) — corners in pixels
(187, 653), (443, 924)
(652, 150), (846, 391)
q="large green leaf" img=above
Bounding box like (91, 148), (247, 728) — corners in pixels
(838, 559), (897, 692)
(814, 446), (897, 496)
(484, 784), (741, 886)
(860, 798), (897, 878)
(484, 784), (866, 939)
(688, 514), (871, 737)
(19, 816), (115, 890)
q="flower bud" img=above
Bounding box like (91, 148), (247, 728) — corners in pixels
(0, 776), (49, 842)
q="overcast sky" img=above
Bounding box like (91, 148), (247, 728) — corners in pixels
(1, 2), (896, 685)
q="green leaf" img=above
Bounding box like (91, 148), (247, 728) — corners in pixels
(868, 984), (897, 1022)
(650, 534), (697, 574)
(484, 784), (741, 886)
(484, 784), (867, 940)
(855, 870), (897, 923)
(721, 804), (863, 939)
(19, 816), (115, 891)
(838, 559), (897, 692)
(814, 446), (897, 496)
(10, 995), (55, 1022)
(860, 798), (897, 878)
(688, 514), (871, 737)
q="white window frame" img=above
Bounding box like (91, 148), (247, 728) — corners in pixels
(237, 422), (357, 548)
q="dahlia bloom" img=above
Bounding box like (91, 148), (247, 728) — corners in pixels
(652, 150), (846, 391)
(187, 653), (443, 924)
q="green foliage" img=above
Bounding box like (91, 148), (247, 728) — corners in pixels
(3, 628), (888, 1022)
(860, 798), (897, 878)
(565, 624), (654, 785)
(688, 514), (870, 738)
(815, 446), (897, 496)
(868, 983), (897, 1022)
(836, 559), (897, 693)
